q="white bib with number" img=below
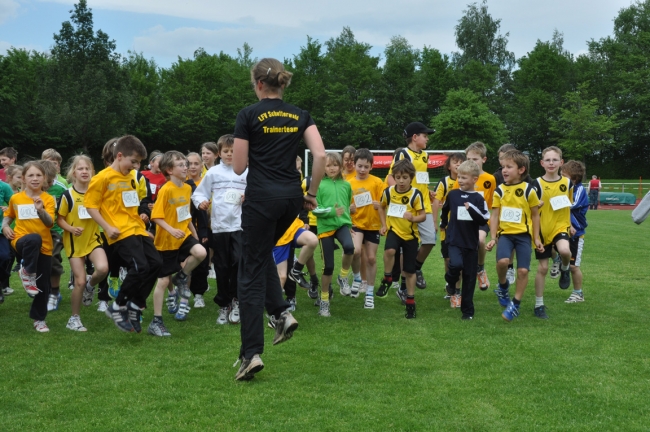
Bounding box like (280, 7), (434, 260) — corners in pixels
(78, 205), (91, 219)
(353, 191), (372, 208)
(122, 190), (139, 208)
(500, 207), (522, 223)
(176, 204), (191, 222)
(17, 204), (38, 220)
(457, 206), (473, 221)
(150, 184), (157, 195)
(550, 195), (572, 211)
(416, 172), (429, 184)
(387, 204), (407, 218)
(224, 189), (242, 205)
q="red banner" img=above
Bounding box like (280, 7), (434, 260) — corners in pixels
(372, 154), (448, 169)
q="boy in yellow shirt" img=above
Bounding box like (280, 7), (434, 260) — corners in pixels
(85, 135), (163, 333)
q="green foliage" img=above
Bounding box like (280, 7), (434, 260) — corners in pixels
(431, 88), (508, 151)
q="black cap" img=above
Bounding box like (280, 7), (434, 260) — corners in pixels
(403, 122), (435, 138)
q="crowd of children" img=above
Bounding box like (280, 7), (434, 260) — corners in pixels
(0, 128), (592, 334)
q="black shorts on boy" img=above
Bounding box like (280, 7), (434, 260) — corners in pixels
(158, 236), (200, 278)
(385, 230), (418, 274)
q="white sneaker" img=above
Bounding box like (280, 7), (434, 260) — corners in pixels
(34, 320), (49, 333)
(97, 300), (109, 312)
(229, 299), (240, 324)
(337, 275), (351, 296)
(359, 281), (367, 294)
(47, 294), (59, 311)
(506, 267), (516, 285)
(549, 258), (561, 279)
(208, 264), (216, 279)
(390, 281), (400, 290)
(194, 294), (205, 308)
(287, 297), (297, 312)
(66, 315), (87, 332)
(217, 306), (230, 325)
(350, 279), (361, 298)
(82, 276), (94, 306)
(364, 295), (374, 309)
(318, 300), (331, 317)
(3, 287), (14, 295)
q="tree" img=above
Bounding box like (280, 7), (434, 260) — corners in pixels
(41, 0), (134, 156)
(430, 88), (508, 150)
(123, 52), (162, 146)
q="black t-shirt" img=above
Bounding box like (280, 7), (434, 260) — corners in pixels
(440, 189), (490, 250)
(233, 98), (315, 201)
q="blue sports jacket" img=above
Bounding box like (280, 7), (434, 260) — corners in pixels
(571, 182), (589, 237)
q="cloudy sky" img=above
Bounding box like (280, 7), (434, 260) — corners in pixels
(0, 0), (633, 68)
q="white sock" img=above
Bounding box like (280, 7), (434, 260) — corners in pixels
(561, 263), (570, 271)
(353, 272), (361, 281)
(366, 285), (374, 295)
(535, 296), (544, 307)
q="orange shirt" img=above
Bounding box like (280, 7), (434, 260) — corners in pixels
(348, 175), (385, 230)
(4, 191), (56, 255)
(151, 181), (193, 251)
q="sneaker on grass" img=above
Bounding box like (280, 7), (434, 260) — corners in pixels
(217, 306), (230, 325)
(337, 275), (351, 296)
(287, 297), (296, 312)
(193, 294), (205, 308)
(33, 320), (49, 333)
(66, 315), (87, 332)
(318, 300), (331, 317)
(506, 267), (516, 285)
(350, 279), (361, 298)
(272, 310), (298, 345)
(3, 287), (14, 295)
(534, 305), (549, 319)
(308, 281), (318, 299)
(405, 303), (416, 319)
(166, 292), (179, 314)
(47, 293), (61, 311)
(97, 300), (108, 313)
(376, 279), (391, 298)
(549, 255), (561, 279)
(288, 267), (310, 289)
(494, 287), (510, 308)
(105, 302), (133, 333)
(82, 276), (94, 307)
(502, 301), (520, 322)
(148, 319), (171, 337)
(229, 299), (240, 324)
(127, 303), (143, 333)
(234, 354), (264, 381)
(477, 269), (490, 291)
(20, 267), (40, 298)
(364, 294), (374, 309)
(174, 302), (190, 321)
(559, 269), (571, 290)
(565, 292), (584, 303)
(415, 269), (426, 289)
(396, 289), (407, 305)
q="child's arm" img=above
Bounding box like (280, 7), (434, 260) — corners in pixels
(87, 209), (120, 240)
(188, 219), (199, 240)
(192, 170), (214, 211)
(440, 199), (450, 230)
(486, 208), (499, 251)
(531, 206), (544, 252)
(33, 196), (53, 228)
(431, 198), (441, 232)
(464, 200), (491, 225)
(404, 209), (425, 223)
(1, 216), (14, 240)
(152, 218), (186, 239)
(57, 215), (83, 237)
(378, 205), (387, 235)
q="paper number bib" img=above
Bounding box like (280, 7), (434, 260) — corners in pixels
(457, 206), (473, 221)
(416, 172), (429, 184)
(387, 204), (407, 218)
(17, 204), (38, 220)
(550, 195), (572, 211)
(500, 207), (522, 223)
(78, 205), (91, 219)
(353, 192), (372, 208)
(224, 189), (242, 204)
(150, 184), (157, 195)
(176, 204), (191, 222)
(122, 190), (139, 207)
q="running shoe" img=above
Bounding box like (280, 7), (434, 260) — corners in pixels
(494, 287), (510, 308)
(229, 299), (240, 324)
(47, 293), (61, 311)
(127, 303), (143, 333)
(502, 301), (520, 322)
(396, 288), (407, 305)
(390, 281), (400, 290)
(376, 279), (391, 298)
(364, 294), (374, 309)
(174, 302), (190, 321)
(359, 281), (367, 294)
(66, 315), (87, 332)
(565, 292), (584, 303)
(506, 267), (516, 285)
(318, 300), (331, 317)
(194, 294), (205, 308)
(350, 279), (361, 298)
(405, 303), (416, 319)
(287, 297), (297, 312)
(559, 269), (571, 290)
(415, 270), (426, 289)
(337, 275), (351, 296)
(166, 291), (179, 314)
(33, 320), (50, 333)
(82, 276), (94, 307)
(19, 267), (40, 298)
(108, 277), (120, 300)
(451, 293), (461, 308)
(288, 267), (310, 289)
(308, 280), (319, 299)
(267, 314), (277, 329)
(171, 271), (191, 299)
(534, 305), (549, 319)
(105, 302), (133, 333)
(147, 319), (171, 337)
(461, 315), (473, 320)
(216, 306), (230, 325)
(477, 269), (490, 291)
(3, 287), (14, 295)
(272, 310), (299, 345)
(97, 300), (109, 313)
(234, 354), (264, 381)
(549, 256), (561, 279)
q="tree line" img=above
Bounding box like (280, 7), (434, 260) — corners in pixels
(1, 0), (648, 178)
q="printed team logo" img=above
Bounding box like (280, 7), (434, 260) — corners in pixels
(483, 181), (491, 189)
(515, 188), (524, 197)
(560, 184), (567, 192)
(401, 196), (409, 204)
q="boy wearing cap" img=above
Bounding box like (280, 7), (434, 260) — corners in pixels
(379, 122), (436, 297)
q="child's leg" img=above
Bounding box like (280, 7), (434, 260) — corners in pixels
(212, 232), (232, 307)
(401, 239), (419, 297)
(295, 231), (318, 267)
(183, 244), (207, 275)
(460, 248), (478, 317)
(153, 276), (171, 316)
(88, 248), (109, 287)
(351, 231), (364, 275)
(49, 232), (64, 297)
(513, 236), (532, 302)
(360, 243), (367, 281)
(363, 241), (379, 292)
(496, 258), (509, 284)
(335, 227), (354, 271)
(514, 268), (529, 301)
(383, 248), (396, 281)
(320, 236), (335, 300)
(276, 261), (288, 288)
(31, 253), (52, 322)
(535, 258), (549, 298)
(570, 265), (583, 289)
(477, 230), (487, 268)
(556, 239), (571, 267)
(69, 257), (87, 316)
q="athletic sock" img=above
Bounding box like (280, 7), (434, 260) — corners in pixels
(353, 272), (361, 281)
(561, 264), (570, 271)
(573, 289), (583, 295)
(513, 297), (521, 306)
(383, 272), (392, 283)
(508, 263), (514, 270)
(294, 262), (305, 272)
(51, 286), (60, 296)
(321, 289), (329, 301)
(415, 259), (424, 271)
(535, 296), (544, 307)
(406, 295), (415, 305)
(366, 285), (374, 296)
(339, 268), (349, 279)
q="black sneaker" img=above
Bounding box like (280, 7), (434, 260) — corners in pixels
(272, 310), (299, 345)
(534, 305), (549, 319)
(376, 280), (391, 298)
(461, 315), (473, 320)
(308, 280), (319, 299)
(127, 303), (142, 333)
(415, 270), (426, 289)
(288, 267), (311, 289)
(559, 269), (571, 290)
(405, 303), (416, 319)
(445, 283), (455, 297)
(396, 288), (407, 305)
(234, 354), (264, 381)
(105, 302), (134, 333)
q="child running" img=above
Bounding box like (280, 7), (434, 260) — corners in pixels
(315, 152), (353, 317)
(347, 148), (386, 308)
(440, 161), (490, 320)
(149, 151), (207, 335)
(2, 162), (56, 332)
(57, 155), (109, 331)
(378, 159), (425, 318)
(486, 150), (543, 322)
(85, 135), (162, 333)
(532, 146), (574, 319)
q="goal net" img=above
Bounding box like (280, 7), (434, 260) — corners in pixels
(303, 149), (465, 187)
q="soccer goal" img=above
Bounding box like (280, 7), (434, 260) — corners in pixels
(303, 149), (465, 186)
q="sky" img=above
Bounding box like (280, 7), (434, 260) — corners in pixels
(0, 0), (633, 68)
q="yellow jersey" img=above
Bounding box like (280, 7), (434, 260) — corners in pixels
(380, 185), (424, 241)
(151, 181), (193, 251)
(5, 191), (56, 255)
(534, 176), (573, 244)
(59, 187), (102, 257)
(348, 174), (385, 231)
(388, 147), (432, 213)
(301, 177), (317, 227)
(276, 218), (305, 247)
(84, 167), (149, 245)
(492, 181), (540, 238)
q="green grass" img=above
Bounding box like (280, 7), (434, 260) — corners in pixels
(1, 211), (649, 431)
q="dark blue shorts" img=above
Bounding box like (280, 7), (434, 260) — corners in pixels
(496, 234), (532, 270)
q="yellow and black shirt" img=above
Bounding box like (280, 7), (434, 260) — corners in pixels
(381, 185), (424, 241)
(59, 187), (102, 258)
(492, 181), (540, 238)
(388, 147), (432, 213)
(151, 181), (193, 251)
(534, 176), (573, 245)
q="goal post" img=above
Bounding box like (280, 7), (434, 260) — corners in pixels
(303, 149), (466, 187)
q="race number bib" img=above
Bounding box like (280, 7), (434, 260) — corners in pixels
(550, 195), (572, 211)
(224, 189), (243, 205)
(387, 204), (407, 218)
(500, 207), (522, 223)
(416, 172), (429, 184)
(176, 204), (191, 222)
(150, 184), (157, 195)
(17, 204), (38, 220)
(77, 205), (91, 219)
(457, 206), (473, 221)
(353, 192), (372, 208)
(122, 190), (139, 208)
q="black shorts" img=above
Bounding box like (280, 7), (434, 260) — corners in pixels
(479, 224), (489, 234)
(385, 231), (418, 274)
(308, 225), (318, 236)
(352, 228), (380, 245)
(158, 236), (201, 278)
(535, 232), (570, 260)
(569, 236), (584, 267)
(440, 239), (449, 259)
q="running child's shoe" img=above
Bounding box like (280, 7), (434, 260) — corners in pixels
(217, 306), (230, 325)
(502, 301), (520, 322)
(396, 288), (407, 305)
(359, 281), (367, 294)
(82, 276), (94, 306)
(234, 354), (264, 381)
(287, 297), (296, 312)
(390, 281), (400, 290)
(308, 279), (319, 299)
(337, 275), (351, 296)
(33, 320), (50, 333)
(494, 285), (510, 307)
(559, 269), (571, 289)
(405, 303), (416, 319)
(174, 302), (190, 321)
(477, 269), (490, 291)
(105, 302), (133, 333)
(193, 294), (205, 308)
(376, 279), (391, 298)
(3, 287), (13, 295)
(506, 267), (516, 285)
(127, 302), (143, 333)
(288, 267), (310, 289)
(415, 270), (426, 289)
(108, 277), (120, 299)
(534, 305), (549, 319)
(66, 315), (87, 332)
(451, 293), (462, 308)
(229, 299), (240, 324)
(318, 300), (331, 317)
(350, 279), (361, 298)
(97, 300), (108, 312)
(148, 319), (171, 337)
(364, 294), (374, 309)
(19, 266), (40, 298)
(166, 291), (179, 314)
(171, 271), (190, 299)
(565, 292), (584, 303)
(549, 255), (561, 279)
(272, 310), (298, 345)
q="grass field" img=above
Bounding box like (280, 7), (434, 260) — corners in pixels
(1, 210), (649, 431)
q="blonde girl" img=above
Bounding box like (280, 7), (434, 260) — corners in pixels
(201, 142), (218, 175)
(2, 161), (56, 332)
(57, 155), (109, 331)
(6, 165), (23, 193)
